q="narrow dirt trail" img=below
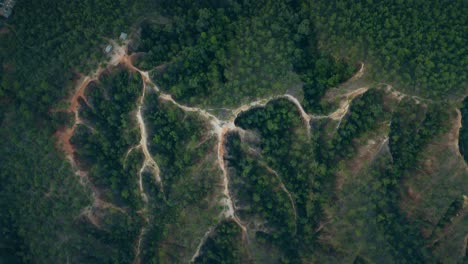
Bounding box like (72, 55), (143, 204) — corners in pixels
(133, 224), (148, 264)
(350, 62), (365, 81)
(78, 198), (127, 228)
(309, 86), (369, 128)
(135, 81), (163, 199)
(329, 86), (370, 121)
(284, 94), (311, 136)
(80, 206), (102, 228)
(131, 79), (163, 264)
(68, 76), (93, 112)
(129, 72), (243, 227)
(381, 83), (431, 104)
(121, 60), (372, 261)
(57, 42), (389, 262)
(56, 43), (125, 171)
(190, 227), (214, 262)
(449, 109), (464, 161)
(261, 163), (298, 232)
(124, 145), (142, 165)
(55, 75), (96, 167)
(341, 136), (389, 179)
(303, 86), (369, 130)
(330, 87), (369, 130)
(375, 137), (390, 159)
(55, 42), (158, 264)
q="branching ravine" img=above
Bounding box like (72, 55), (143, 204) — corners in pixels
(58, 43), (392, 262)
(117, 52), (367, 261)
(54, 43), (158, 264)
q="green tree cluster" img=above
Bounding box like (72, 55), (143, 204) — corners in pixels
(328, 89), (388, 160)
(138, 0), (354, 108)
(311, 0), (467, 98)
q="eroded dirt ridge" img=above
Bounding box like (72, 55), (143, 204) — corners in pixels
(58, 47), (375, 262)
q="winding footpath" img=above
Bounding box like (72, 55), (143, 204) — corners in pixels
(135, 80), (163, 201)
(261, 163), (298, 233)
(59, 47), (376, 262)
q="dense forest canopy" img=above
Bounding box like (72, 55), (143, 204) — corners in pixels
(311, 0), (467, 98)
(0, 0), (466, 263)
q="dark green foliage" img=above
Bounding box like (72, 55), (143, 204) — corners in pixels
(459, 97), (468, 162)
(144, 92), (211, 197)
(67, 69), (145, 262)
(434, 197), (464, 230)
(390, 99), (449, 171)
(369, 157), (430, 263)
(70, 210), (142, 264)
(142, 1), (318, 107)
(299, 54), (355, 113)
(0, 0), (464, 262)
(226, 133), (296, 241)
(138, 92), (220, 262)
(234, 99), (328, 260)
(0, 111), (90, 263)
(195, 221), (245, 264)
(0, 5), (145, 260)
(364, 100), (451, 263)
(0, 0), (138, 115)
(73, 69), (142, 206)
(138, 0), (356, 109)
(312, 0), (467, 98)
(353, 255), (370, 264)
(291, 1), (356, 113)
(331, 89), (387, 159)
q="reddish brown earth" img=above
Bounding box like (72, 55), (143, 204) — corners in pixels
(55, 128), (76, 163)
(55, 76), (94, 167)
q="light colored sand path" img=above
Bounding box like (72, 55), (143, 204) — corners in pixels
(133, 225), (147, 264)
(330, 87), (369, 130)
(120, 57), (372, 262)
(190, 227), (214, 262)
(449, 109), (466, 164)
(135, 80), (163, 200)
(350, 62), (365, 81)
(62, 44), (453, 263)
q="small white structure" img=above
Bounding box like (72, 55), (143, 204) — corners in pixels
(119, 32), (128, 41)
(105, 45), (113, 53)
